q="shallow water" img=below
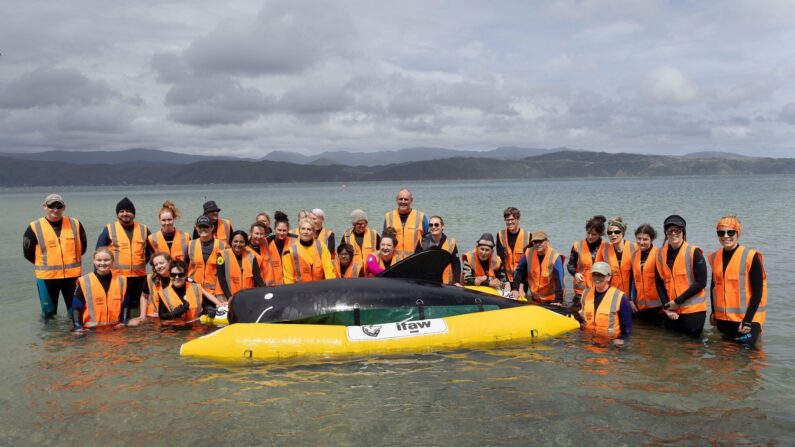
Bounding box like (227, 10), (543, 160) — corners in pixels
(1, 176), (793, 445)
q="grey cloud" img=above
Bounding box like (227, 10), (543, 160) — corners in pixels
(779, 103), (795, 124)
(183, 0), (356, 77)
(0, 67), (116, 109)
(169, 105), (263, 128)
(56, 106), (132, 133)
(278, 85), (353, 115)
(433, 81), (518, 116)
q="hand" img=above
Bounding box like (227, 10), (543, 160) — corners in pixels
(475, 276), (488, 285)
(664, 300), (680, 312)
(629, 302), (638, 313)
(84, 321), (98, 329)
(574, 273), (584, 284)
(126, 316), (143, 327)
(613, 338), (625, 347)
(453, 282), (463, 288)
(511, 290), (520, 300)
(488, 278), (502, 289)
(664, 309), (679, 320)
(739, 322), (752, 334)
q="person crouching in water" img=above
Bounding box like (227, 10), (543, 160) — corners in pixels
(72, 247), (131, 331)
(159, 260), (223, 324)
(709, 216), (767, 347)
(578, 261), (633, 346)
(462, 233), (509, 293)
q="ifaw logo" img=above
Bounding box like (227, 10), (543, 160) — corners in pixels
(362, 325), (382, 337)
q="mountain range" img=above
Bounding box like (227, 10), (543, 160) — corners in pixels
(1, 149), (792, 187)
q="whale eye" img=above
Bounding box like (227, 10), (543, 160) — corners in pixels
(264, 293), (274, 300)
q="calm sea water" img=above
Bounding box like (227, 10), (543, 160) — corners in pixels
(1, 176), (793, 446)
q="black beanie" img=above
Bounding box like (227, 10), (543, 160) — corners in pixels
(116, 197), (136, 215)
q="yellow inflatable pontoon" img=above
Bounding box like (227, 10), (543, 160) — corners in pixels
(180, 304), (579, 362)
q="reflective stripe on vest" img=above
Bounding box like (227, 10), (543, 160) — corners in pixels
(32, 217), (82, 274)
(387, 210), (422, 257)
(710, 247), (767, 319)
(631, 247), (662, 309)
(150, 230), (189, 261)
(82, 274), (125, 325)
(222, 250), (255, 295)
(290, 239), (324, 283)
(583, 287), (622, 335)
(658, 242), (706, 310)
(525, 248), (560, 301)
(189, 239), (224, 290)
(499, 229), (529, 281)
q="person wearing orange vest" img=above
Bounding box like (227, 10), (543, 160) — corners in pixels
(192, 200), (233, 243)
(95, 197), (151, 313)
(461, 233), (508, 292)
(311, 208), (336, 258)
(247, 221), (275, 286)
(23, 193), (87, 319)
(147, 201), (190, 262)
(71, 247), (132, 331)
(603, 217), (637, 295)
(578, 262), (633, 346)
(709, 216), (767, 346)
(128, 251), (172, 326)
(510, 231), (566, 304)
(364, 229), (403, 277)
(415, 215), (461, 285)
(282, 218), (336, 283)
(256, 212), (272, 237)
(216, 230), (266, 299)
(567, 215), (607, 307)
(158, 260), (223, 324)
(334, 243), (362, 278)
(659, 214), (708, 337)
(628, 224), (668, 322)
(496, 207), (531, 283)
(186, 215), (226, 293)
(383, 189), (428, 258)
(342, 209), (380, 271)
(268, 211), (296, 284)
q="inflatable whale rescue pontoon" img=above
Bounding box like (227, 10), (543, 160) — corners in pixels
(180, 249), (580, 361)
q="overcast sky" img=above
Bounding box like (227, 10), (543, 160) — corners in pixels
(2, 0), (795, 157)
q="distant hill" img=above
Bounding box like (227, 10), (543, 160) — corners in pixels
(0, 148), (251, 164)
(262, 146), (555, 166)
(2, 150), (794, 187)
(682, 151), (754, 159)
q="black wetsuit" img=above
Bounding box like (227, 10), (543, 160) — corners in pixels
(662, 243), (707, 337)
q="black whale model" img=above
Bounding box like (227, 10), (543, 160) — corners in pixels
(228, 249), (530, 324)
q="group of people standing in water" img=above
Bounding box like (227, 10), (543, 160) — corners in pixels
(23, 188), (767, 347)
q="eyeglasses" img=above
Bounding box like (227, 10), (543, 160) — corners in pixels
(47, 203), (64, 210)
(665, 227), (683, 235)
(717, 230), (737, 237)
(607, 230), (623, 235)
(504, 218), (517, 223)
(170, 272), (186, 279)
(429, 223), (442, 228)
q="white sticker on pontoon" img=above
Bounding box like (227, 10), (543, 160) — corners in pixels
(346, 319), (448, 341)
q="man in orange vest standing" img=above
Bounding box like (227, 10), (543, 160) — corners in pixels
(497, 207), (531, 284)
(384, 188), (428, 258)
(23, 194), (87, 320)
(193, 200), (233, 243)
(95, 197), (151, 314)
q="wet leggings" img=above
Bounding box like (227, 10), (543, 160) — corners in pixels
(664, 311), (706, 337)
(36, 278), (78, 318)
(125, 276), (147, 316)
(716, 320), (762, 347)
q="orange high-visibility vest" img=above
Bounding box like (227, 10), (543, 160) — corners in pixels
(215, 219), (232, 243)
(145, 273), (165, 318)
(30, 216), (83, 279)
(572, 239), (606, 294)
(658, 241), (706, 314)
(344, 228), (378, 271)
(187, 238), (226, 292)
(316, 227), (335, 259)
(630, 247), (662, 311)
(709, 246), (767, 326)
(267, 240), (286, 285)
(385, 209), (424, 258)
(247, 244), (275, 286)
(440, 237), (457, 284)
(217, 249), (257, 297)
(148, 230), (190, 261)
(107, 222), (148, 277)
(603, 241), (637, 295)
(287, 239), (328, 283)
(462, 250), (502, 283)
(582, 286), (624, 337)
(498, 228), (530, 282)
(523, 247), (564, 302)
(335, 258), (361, 278)
(160, 282), (203, 322)
(77, 272), (127, 326)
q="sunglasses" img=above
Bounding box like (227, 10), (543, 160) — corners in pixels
(607, 230), (623, 235)
(717, 230), (737, 237)
(666, 227), (683, 235)
(429, 223), (442, 228)
(170, 272), (186, 279)
(47, 203), (64, 210)
(532, 239), (547, 244)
